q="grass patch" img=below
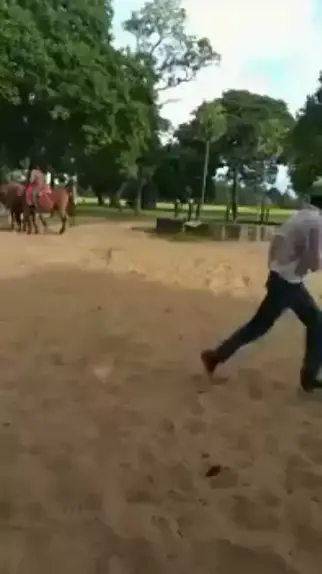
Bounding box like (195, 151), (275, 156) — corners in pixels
(76, 202), (289, 225)
(78, 196), (294, 216)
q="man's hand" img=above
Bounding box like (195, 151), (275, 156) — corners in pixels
(307, 227), (321, 272)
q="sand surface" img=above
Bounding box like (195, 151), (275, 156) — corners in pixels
(1, 219), (322, 573)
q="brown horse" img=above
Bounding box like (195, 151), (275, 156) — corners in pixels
(0, 182), (25, 231)
(24, 184), (75, 234)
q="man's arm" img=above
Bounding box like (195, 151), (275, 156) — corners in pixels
(307, 225), (322, 271)
(268, 234), (284, 266)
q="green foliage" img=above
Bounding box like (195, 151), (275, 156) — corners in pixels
(217, 90), (293, 182)
(288, 75), (322, 194)
(153, 90), (294, 217)
(0, 0), (159, 193)
(195, 102), (227, 143)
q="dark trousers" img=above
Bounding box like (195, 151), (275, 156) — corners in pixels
(214, 271), (321, 374)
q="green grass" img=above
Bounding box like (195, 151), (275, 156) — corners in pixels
(78, 196), (293, 214)
(75, 198), (292, 224)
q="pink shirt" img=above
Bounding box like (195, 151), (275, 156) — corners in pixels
(268, 207), (322, 283)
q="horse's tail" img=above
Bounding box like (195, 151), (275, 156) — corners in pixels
(0, 190), (6, 209)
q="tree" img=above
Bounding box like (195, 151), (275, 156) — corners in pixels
(154, 130), (218, 205)
(194, 101), (227, 217)
(156, 91), (293, 217)
(217, 90), (294, 220)
(123, 0), (220, 94)
(0, 0), (160, 207)
(0, 1), (55, 166)
(288, 74), (322, 195)
(0, 0), (117, 166)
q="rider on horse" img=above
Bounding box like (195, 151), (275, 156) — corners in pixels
(26, 166), (45, 205)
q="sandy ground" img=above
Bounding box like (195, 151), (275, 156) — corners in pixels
(2, 218), (322, 573)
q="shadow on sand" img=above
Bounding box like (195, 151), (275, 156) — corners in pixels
(0, 265), (316, 574)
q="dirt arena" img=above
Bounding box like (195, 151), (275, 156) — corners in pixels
(2, 218), (322, 573)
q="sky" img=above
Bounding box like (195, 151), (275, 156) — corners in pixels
(113, 0), (322, 189)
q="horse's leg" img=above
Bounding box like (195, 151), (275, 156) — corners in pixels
(24, 208), (32, 235)
(30, 207), (39, 234)
(9, 209), (14, 231)
(16, 212), (21, 232)
(68, 198), (76, 226)
(23, 210), (29, 233)
(38, 212), (48, 232)
(15, 207), (22, 232)
(58, 210), (68, 234)
(33, 214), (39, 234)
(26, 208), (34, 234)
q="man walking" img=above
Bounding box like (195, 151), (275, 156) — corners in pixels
(201, 194), (322, 392)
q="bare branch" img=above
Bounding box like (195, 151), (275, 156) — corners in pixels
(159, 96), (181, 106)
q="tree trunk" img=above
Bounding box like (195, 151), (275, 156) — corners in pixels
(96, 191), (104, 206)
(110, 181), (127, 210)
(259, 198), (265, 225)
(231, 168), (238, 222)
(224, 184), (230, 221)
(196, 139), (210, 219)
(135, 179), (144, 214)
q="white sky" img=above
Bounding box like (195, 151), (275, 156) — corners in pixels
(160, 0), (321, 124)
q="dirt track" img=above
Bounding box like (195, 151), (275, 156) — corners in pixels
(1, 219), (322, 573)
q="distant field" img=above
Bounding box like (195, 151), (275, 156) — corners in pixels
(76, 196), (293, 222)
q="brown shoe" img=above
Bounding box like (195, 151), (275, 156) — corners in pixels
(201, 350), (219, 376)
(300, 367), (322, 393)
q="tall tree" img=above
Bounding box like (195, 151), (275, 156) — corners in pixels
(123, 0), (220, 94)
(0, 0), (159, 204)
(194, 101), (227, 217)
(156, 91), (293, 216)
(0, 0), (117, 167)
(121, 0), (221, 207)
(288, 74), (322, 195)
(218, 90), (294, 220)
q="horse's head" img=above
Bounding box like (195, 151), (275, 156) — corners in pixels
(1, 182), (24, 203)
(0, 182), (11, 207)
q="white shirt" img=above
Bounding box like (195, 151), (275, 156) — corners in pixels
(268, 207), (322, 283)
(45, 172), (51, 185)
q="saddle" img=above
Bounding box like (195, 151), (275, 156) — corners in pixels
(25, 184), (52, 205)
